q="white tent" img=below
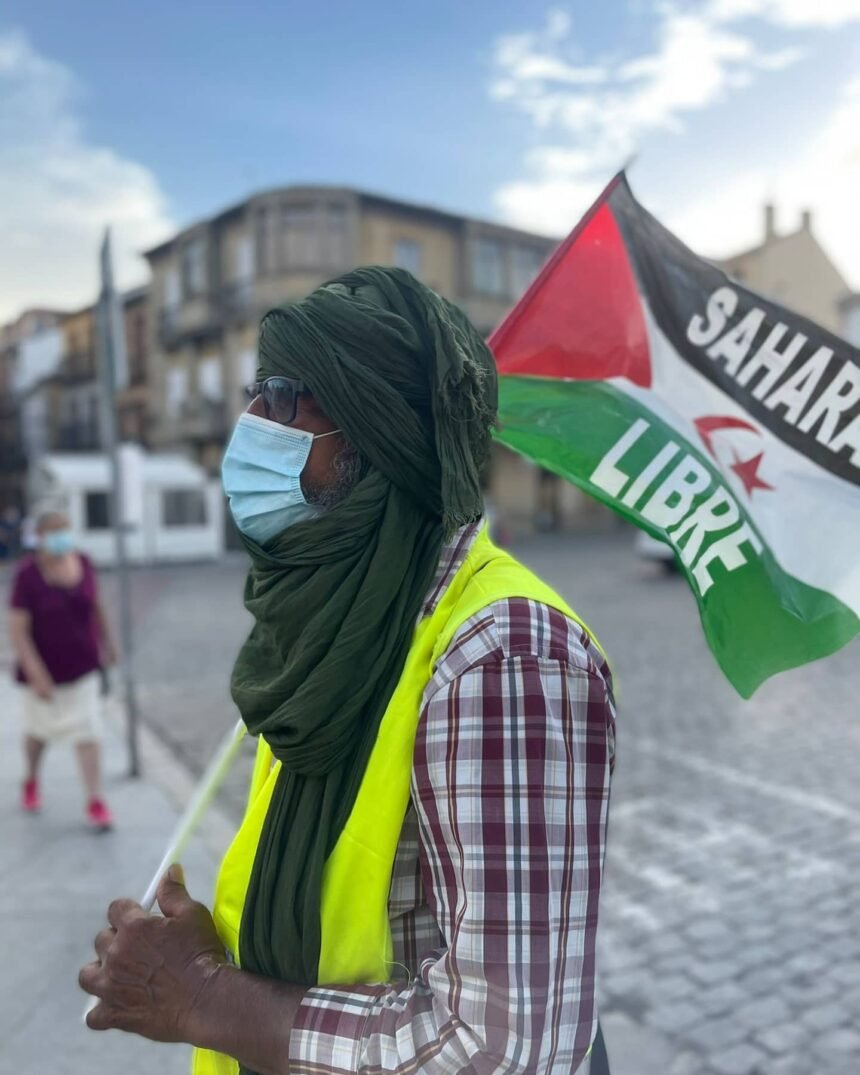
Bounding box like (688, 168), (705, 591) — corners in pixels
(28, 444), (224, 565)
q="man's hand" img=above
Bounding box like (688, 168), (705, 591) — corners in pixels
(79, 864), (227, 1043)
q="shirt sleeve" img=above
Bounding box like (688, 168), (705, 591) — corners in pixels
(10, 562), (34, 611)
(289, 653), (615, 1075)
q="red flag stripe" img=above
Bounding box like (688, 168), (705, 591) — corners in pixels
(490, 173), (652, 388)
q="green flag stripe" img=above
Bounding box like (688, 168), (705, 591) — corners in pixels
(495, 374), (860, 697)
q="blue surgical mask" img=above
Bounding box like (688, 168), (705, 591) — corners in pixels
(221, 412), (341, 544)
(42, 529), (76, 556)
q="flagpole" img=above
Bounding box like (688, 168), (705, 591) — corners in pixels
(97, 229), (141, 778)
(83, 719), (247, 1021)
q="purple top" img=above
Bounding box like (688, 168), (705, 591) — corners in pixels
(10, 554), (103, 685)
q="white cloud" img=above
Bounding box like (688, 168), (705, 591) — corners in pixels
(490, 6), (801, 170)
(709, 0), (860, 28)
(0, 31), (173, 322)
(495, 173), (604, 237)
(545, 8), (572, 39)
(667, 76), (860, 284)
(754, 47), (803, 70)
(489, 4), (860, 285)
(489, 23), (608, 108)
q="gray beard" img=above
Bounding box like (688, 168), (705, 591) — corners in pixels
(303, 442), (364, 511)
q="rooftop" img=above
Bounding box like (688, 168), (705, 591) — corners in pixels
(37, 449), (207, 486)
(144, 182), (560, 258)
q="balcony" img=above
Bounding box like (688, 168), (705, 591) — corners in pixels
(55, 423), (102, 452)
(61, 351), (97, 384)
(221, 280), (255, 323)
(158, 297), (222, 348)
(160, 397), (228, 444)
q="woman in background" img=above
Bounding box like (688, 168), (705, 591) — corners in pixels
(8, 509), (116, 830)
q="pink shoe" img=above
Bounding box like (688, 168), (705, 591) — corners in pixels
(86, 798), (114, 831)
(22, 779), (41, 813)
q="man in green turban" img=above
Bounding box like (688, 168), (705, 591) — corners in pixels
(81, 268), (616, 1075)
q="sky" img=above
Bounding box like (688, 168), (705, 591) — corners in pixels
(1, 0), (859, 321)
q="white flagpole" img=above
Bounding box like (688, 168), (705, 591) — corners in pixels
(84, 718), (247, 1020)
(138, 719), (247, 911)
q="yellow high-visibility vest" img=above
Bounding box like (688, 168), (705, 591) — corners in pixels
(193, 528), (604, 1074)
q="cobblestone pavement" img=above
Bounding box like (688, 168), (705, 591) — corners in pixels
(2, 531), (858, 1074)
(529, 534), (860, 1075)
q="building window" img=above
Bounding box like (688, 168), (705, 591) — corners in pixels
(255, 207), (278, 275)
(85, 491), (111, 530)
(182, 238), (207, 298)
(163, 268), (181, 310)
(394, 239), (422, 276)
(126, 308), (147, 385)
(234, 234), (255, 282)
(165, 367), (189, 419)
(472, 238), (506, 296)
(511, 246), (545, 297)
(255, 209), (268, 274)
(238, 350), (258, 396)
(322, 203), (349, 266)
(844, 306), (860, 347)
(87, 393), (100, 432)
(282, 205), (320, 268)
(282, 203), (350, 269)
(162, 488), (207, 527)
(198, 356), (223, 402)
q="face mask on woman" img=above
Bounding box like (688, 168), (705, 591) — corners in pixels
(221, 412), (341, 544)
(42, 529), (76, 556)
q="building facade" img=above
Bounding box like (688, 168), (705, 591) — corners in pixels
(144, 186), (557, 478)
(0, 309), (68, 512)
(839, 293), (860, 347)
(118, 286), (151, 444)
(0, 291), (152, 514)
(57, 303), (101, 452)
(718, 205), (851, 334)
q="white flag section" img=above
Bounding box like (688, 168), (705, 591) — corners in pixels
(492, 174), (860, 697)
(630, 299), (860, 615)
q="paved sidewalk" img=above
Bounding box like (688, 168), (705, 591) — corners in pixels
(0, 679), (225, 1075)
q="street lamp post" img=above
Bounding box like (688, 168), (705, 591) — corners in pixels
(96, 229), (141, 778)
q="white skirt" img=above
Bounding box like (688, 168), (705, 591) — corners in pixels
(21, 670), (104, 745)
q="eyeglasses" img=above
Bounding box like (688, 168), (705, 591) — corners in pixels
(244, 376), (307, 426)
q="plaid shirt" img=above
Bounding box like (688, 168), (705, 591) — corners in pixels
(290, 524), (616, 1075)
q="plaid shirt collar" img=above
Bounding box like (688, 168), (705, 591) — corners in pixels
(420, 521), (482, 619)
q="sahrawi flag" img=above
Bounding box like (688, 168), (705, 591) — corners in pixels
(491, 173), (860, 697)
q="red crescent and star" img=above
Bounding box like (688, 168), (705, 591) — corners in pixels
(693, 416), (775, 496)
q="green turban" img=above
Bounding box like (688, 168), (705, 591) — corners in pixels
(230, 267), (498, 1065)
